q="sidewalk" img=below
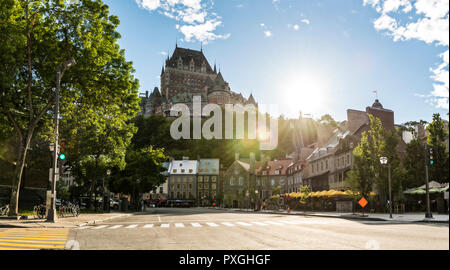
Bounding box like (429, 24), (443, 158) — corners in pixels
(0, 212), (132, 228)
(214, 207), (449, 223)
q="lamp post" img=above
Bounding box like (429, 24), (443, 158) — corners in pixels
(379, 157), (392, 219)
(47, 58), (76, 223)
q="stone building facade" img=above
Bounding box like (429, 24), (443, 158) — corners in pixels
(139, 46), (257, 117)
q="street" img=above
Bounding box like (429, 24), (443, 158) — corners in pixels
(65, 208), (449, 250)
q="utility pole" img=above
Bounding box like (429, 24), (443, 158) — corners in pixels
(47, 58), (76, 223)
(424, 142), (433, 219)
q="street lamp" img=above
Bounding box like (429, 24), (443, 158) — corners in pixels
(379, 157), (392, 219)
(47, 58), (76, 223)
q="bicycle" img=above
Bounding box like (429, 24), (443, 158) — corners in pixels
(0, 204), (9, 216)
(58, 204), (67, 218)
(33, 204), (46, 219)
(68, 202), (80, 217)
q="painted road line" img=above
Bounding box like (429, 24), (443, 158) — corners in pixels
(0, 228), (69, 250)
(280, 220), (300, 224)
(0, 239), (67, 244)
(191, 223), (202, 227)
(126, 224), (138, 229)
(175, 223), (185, 228)
(221, 222), (235, 227)
(92, 225), (108, 230)
(264, 221), (285, 226)
(108, 225), (123, 229)
(0, 242), (65, 249)
(206, 222), (219, 227)
(251, 221), (269, 226)
(161, 224), (170, 228)
(0, 246), (38, 250)
(143, 224), (154, 228)
(236, 222), (252, 227)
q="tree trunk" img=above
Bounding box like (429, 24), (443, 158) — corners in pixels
(8, 132), (33, 216)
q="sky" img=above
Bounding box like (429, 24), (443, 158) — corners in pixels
(102, 0), (449, 124)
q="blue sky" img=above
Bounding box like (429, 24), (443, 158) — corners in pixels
(102, 0), (449, 124)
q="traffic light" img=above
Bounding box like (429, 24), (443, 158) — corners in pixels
(429, 148), (434, 165)
(59, 139), (67, 160)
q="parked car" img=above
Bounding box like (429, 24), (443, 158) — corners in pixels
(110, 198), (120, 210)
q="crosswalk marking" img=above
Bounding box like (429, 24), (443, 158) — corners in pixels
(92, 225), (108, 230)
(0, 228), (69, 250)
(264, 221), (285, 226)
(251, 221), (269, 226)
(280, 220), (299, 224)
(74, 219), (331, 230)
(236, 222), (252, 227)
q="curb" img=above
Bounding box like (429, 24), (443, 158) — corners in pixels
(77, 213), (132, 227)
(218, 208), (448, 223)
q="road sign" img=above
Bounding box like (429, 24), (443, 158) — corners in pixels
(358, 197), (368, 208)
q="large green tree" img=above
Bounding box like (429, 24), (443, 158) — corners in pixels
(346, 114), (384, 199)
(109, 146), (167, 205)
(1, 0), (140, 215)
(404, 138), (426, 189)
(426, 113), (449, 182)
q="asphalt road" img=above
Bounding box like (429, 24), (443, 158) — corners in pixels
(68, 208), (449, 250)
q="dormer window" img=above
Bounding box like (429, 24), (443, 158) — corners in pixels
(189, 59), (195, 71)
(177, 57), (183, 69)
(201, 61), (206, 73)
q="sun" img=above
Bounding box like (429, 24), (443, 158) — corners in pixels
(280, 72), (329, 118)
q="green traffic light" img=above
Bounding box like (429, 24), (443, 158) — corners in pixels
(430, 160), (434, 165)
(59, 153), (66, 160)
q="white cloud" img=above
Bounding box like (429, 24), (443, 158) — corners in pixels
(135, 0), (230, 43)
(288, 24), (300, 31)
(264, 30), (273, 37)
(159, 51), (168, 56)
(301, 19), (310, 24)
(179, 19), (231, 43)
(364, 0), (449, 110)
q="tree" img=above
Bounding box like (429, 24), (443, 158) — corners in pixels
(404, 138), (426, 189)
(426, 113), (449, 182)
(109, 146), (167, 206)
(346, 115), (384, 199)
(68, 116), (137, 210)
(378, 130), (405, 202)
(319, 114), (338, 128)
(1, 0), (140, 215)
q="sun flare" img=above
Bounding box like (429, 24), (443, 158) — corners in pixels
(281, 73), (329, 118)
